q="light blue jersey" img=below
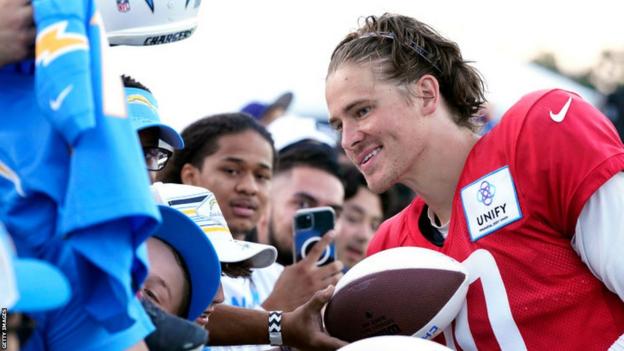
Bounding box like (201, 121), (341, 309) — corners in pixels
(0, 0), (159, 349)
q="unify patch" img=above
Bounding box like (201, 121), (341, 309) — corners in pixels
(460, 166), (522, 241)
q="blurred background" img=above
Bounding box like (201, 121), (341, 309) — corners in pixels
(109, 0), (624, 135)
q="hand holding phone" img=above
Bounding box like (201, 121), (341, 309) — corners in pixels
(292, 207), (336, 266)
(263, 207), (342, 311)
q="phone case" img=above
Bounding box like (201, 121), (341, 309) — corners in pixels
(292, 207), (336, 266)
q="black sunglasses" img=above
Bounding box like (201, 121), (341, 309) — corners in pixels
(143, 147), (173, 171)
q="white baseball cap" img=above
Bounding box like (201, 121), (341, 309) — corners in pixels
(151, 182), (277, 268)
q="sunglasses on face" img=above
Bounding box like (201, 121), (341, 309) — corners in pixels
(143, 146), (173, 171)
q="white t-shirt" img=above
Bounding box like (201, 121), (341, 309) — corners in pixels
(207, 262), (284, 351)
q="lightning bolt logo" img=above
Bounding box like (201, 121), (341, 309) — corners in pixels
(127, 94), (157, 112)
(36, 21), (88, 67)
(0, 160), (25, 197)
(145, 0), (155, 12)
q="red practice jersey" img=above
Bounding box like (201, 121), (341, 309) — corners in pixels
(368, 89), (624, 350)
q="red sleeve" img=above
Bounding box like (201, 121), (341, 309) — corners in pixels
(511, 89), (624, 235)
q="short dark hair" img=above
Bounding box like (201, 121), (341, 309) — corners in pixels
(382, 183), (415, 219)
(276, 139), (341, 180)
(159, 113), (277, 183)
(341, 163), (367, 201)
(121, 74), (151, 92)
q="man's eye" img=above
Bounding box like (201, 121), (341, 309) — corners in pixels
(356, 106), (371, 118)
(142, 288), (159, 304)
(223, 168), (239, 175)
(345, 214), (360, 224)
(256, 173), (271, 181)
(297, 199), (313, 209)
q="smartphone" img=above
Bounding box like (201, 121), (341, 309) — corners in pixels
(292, 207), (336, 266)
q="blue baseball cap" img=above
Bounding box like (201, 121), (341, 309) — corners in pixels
(241, 91), (293, 120)
(241, 102), (268, 120)
(151, 204), (221, 321)
(126, 87), (185, 149)
(0, 224), (71, 312)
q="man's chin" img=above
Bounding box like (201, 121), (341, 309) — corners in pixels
(365, 175), (394, 194)
(229, 222), (255, 240)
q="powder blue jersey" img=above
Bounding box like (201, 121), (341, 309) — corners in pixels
(0, 0), (159, 349)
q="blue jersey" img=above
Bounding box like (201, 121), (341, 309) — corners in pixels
(0, 0), (159, 349)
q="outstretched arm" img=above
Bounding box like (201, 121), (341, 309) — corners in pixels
(207, 286), (347, 351)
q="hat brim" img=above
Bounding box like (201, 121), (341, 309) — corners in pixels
(269, 92), (294, 111)
(211, 238), (277, 269)
(139, 123), (185, 149)
(12, 259), (70, 312)
(153, 206), (221, 320)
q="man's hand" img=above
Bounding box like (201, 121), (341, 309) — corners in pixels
(0, 0), (35, 67)
(263, 231), (344, 312)
(281, 286), (348, 351)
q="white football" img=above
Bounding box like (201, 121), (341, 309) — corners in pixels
(339, 335), (453, 351)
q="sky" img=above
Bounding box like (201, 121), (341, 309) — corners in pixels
(109, 0), (624, 130)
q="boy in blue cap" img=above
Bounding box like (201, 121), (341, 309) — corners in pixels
(123, 75), (184, 182)
(140, 183), (223, 350)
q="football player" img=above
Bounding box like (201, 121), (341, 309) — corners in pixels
(326, 13), (624, 350)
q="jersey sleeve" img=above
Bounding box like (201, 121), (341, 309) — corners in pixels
(34, 0), (96, 145)
(572, 172), (624, 300)
(513, 89), (624, 235)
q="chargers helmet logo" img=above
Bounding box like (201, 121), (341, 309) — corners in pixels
(145, 0), (154, 12)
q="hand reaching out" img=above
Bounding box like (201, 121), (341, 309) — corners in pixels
(282, 286), (348, 351)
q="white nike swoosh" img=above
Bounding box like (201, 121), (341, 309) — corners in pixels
(549, 96), (572, 123)
(49, 85), (73, 111)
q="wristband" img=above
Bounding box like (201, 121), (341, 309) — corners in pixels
(268, 310), (283, 346)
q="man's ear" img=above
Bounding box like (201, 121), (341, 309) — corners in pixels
(180, 163), (199, 185)
(414, 74), (440, 116)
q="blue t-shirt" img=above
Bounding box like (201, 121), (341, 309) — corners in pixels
(0, 0), (159, 348)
